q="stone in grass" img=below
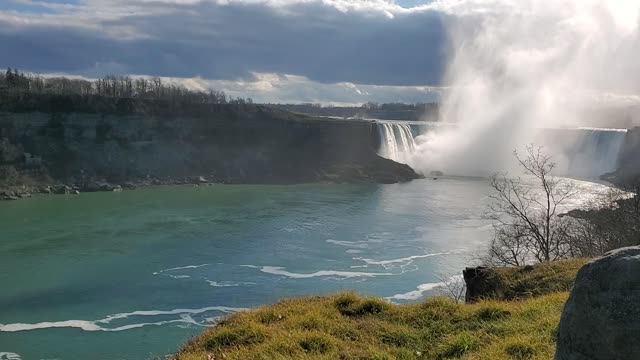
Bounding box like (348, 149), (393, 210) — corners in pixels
(555, 246), (640, 360)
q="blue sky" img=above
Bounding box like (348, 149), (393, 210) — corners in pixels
(0, 0), (454, 103)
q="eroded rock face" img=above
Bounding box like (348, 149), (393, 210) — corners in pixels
(463, 266), (501, 303)
(0, 108), (419, 190)
(555, 246), (640, 360)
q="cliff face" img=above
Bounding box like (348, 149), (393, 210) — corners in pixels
(604, 127), (640, 185)
(0, 105), (419, 193)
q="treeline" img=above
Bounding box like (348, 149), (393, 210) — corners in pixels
(0, 68), (254, 114)
(272, 102), (440, 121)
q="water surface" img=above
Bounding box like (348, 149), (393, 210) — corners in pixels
(0, 178), (609, 359)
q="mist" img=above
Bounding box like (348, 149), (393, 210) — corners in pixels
(410, 0), (640, 177)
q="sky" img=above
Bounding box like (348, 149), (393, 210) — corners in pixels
(0, 0), (457, 104)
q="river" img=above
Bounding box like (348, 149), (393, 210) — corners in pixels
(0, 177), (610, 359)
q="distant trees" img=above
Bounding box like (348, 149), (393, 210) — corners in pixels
(272, 102), (439, 121)
(0, 68), (246, 106)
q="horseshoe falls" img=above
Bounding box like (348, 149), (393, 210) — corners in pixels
(377, 121), (627, 180)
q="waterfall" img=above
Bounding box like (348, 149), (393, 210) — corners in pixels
(538, 128), (627, 179)
(377, 123), (416, 165)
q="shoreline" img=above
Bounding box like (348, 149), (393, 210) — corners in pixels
(0, 174), (423, 202)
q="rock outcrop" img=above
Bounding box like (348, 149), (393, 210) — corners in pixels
(463, 266), (501, 303)
(604, 127), (640, 185)
(555, 246), (640, 360)
(0, 106), (420, 196)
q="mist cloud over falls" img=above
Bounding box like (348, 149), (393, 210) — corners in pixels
(410, 0), (640, 177)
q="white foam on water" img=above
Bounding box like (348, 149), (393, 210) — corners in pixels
(385, 275), (464, 302)
(0, 306), (246, 333)
(98, 306), (245, 323)
(252, 266), (393, 279)
(0, 320), (102, 332)
(355, 252), (450, 266)
(206, 280), (256, 287)
(0, 353), (22, 360)
(326, 239), (369, 249)
(153, 264), (210, 275)
(167, 275), (191, 279)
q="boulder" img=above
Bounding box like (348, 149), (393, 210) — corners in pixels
(462, 266), (501, 303)
(0, 189), (18, 201)
(83, 181), (102, 192)
(122, 182), (137, 190)
(53, 184), (71, 194)
(190, 176), (208, 184)
(555, 246), (640, 360)
(99, 182), (115, 191)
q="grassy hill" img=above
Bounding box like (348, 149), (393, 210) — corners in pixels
(174, 259), (587, 360)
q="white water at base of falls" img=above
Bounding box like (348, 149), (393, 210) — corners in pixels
(377, 123), (417, 165)
(538, 128), (627, 179)
(375, 121), (627, 179)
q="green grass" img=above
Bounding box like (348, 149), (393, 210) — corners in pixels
(492, 258), (588, 300)
(174, 259), (585, 360)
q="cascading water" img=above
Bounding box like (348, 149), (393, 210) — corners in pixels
(377, 123), (417, 165)
(537, 128), (627, 179)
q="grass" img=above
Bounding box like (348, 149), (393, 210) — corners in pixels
(174, 259), (585, 360)
(492, 258), (588, 300)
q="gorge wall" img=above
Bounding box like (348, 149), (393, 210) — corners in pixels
(605, 126), (640, 186)
(0, 105), (419, 194)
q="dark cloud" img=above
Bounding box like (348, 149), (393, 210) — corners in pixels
(0, 1), (450, 86)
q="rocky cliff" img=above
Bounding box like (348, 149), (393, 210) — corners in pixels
(0, 105), (419, 198)
(604, 126), (640, 185)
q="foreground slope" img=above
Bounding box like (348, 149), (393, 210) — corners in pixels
(175, 259), (586, 360)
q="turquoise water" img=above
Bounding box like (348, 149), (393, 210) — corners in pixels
(0, 178), (609, 360)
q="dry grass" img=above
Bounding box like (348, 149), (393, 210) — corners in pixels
(174, 259), (584, 360)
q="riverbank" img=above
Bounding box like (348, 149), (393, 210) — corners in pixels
(174, 259), (586, 360)
(0, 105), (420, 201)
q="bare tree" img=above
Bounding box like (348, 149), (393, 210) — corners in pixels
(436, 275), (466, 303)
(567, 184), (640, 256)
(487, 145), (576, 266)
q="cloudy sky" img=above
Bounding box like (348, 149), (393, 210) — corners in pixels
(0, 0), (466, 104)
